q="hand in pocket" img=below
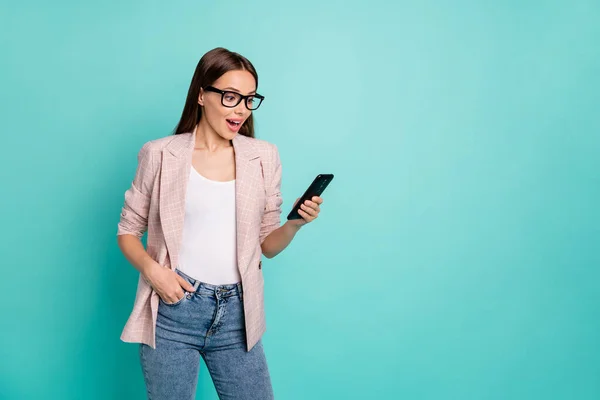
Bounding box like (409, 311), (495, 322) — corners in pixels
(143, 262), (195, 304)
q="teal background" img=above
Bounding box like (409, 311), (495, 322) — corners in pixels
(1, 1), (599, 399)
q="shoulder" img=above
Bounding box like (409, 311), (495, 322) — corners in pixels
(144, 133), (187, 152)
(137, 133), (190, 159)
(238, 135), (279, 158)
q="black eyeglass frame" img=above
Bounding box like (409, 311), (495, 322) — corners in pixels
(203, 86), (265, 110)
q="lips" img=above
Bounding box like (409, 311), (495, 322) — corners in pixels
(226, 118), (243, 132)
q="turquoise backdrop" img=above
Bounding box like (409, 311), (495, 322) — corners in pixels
(1, 1), (599, 399)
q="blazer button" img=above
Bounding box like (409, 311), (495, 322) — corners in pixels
(258, 261), (262, 270)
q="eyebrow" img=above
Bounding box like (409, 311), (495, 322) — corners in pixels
(223, 86), (256, 95)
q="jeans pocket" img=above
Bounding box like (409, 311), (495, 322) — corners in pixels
(160, 292), (187, 307)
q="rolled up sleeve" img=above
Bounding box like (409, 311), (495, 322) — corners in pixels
(117, 141), (156, 238)
(259, 143), (283, 245)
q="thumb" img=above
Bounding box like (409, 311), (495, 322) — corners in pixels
(294, 197), (300, 206)
(176, 275), (195, 292)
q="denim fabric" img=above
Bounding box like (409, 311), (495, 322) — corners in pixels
(139, 269), (274, 400)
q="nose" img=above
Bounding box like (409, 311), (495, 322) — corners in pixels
(233, 100), (248, 116)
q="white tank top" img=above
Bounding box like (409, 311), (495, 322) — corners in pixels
(177, 166), (240, 284)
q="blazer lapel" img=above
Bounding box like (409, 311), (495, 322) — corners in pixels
(232, 134), (262, 275)
(159, 130), (195, 269)
(159, 127), (262, 276)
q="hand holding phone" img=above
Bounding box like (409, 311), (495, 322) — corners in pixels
(287, 174), (334, 220)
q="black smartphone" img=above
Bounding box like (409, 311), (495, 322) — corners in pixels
(287, 174), (334, 220)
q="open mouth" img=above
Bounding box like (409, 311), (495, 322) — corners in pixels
(226, 119), (242, 131)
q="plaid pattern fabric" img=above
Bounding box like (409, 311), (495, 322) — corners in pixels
(117, 126), (283, 351)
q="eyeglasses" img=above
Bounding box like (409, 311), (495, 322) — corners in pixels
(203, 86), (265, 111)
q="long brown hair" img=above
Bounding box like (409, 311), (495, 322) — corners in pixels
(173, 47), (259, 138)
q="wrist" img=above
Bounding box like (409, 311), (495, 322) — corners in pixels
(284, 220), (303, 233)
(140, 259), (158, 277)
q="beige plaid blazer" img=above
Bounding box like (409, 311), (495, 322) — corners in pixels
(117, 126), (283, 351)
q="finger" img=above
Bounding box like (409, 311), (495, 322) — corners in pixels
(301, 203), (318, 217)
(298, 208), (314, 221)
(297, 208), (309, 220)
(170, 289), (185, 303)
(304, 200), (320, 211)
(312, 196), (323, 204)
(176, 275), (195, 292)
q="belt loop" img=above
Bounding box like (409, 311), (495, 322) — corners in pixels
(192, 280), (201, 292)
(237, 282), (243, 301)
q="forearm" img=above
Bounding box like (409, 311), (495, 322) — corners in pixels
(117, 234), (156, 275)
(261, 221), (302, 258)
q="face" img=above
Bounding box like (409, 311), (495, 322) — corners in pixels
(198, 69), (257, 140)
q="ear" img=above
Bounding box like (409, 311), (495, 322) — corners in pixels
(198, 88), (204, 106)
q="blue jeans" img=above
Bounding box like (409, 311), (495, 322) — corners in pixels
(139, 269), (274, 400)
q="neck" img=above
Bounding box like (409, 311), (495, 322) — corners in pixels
(194, 119), (231, 152)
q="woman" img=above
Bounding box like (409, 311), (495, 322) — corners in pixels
(116, 47), (323, 399)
